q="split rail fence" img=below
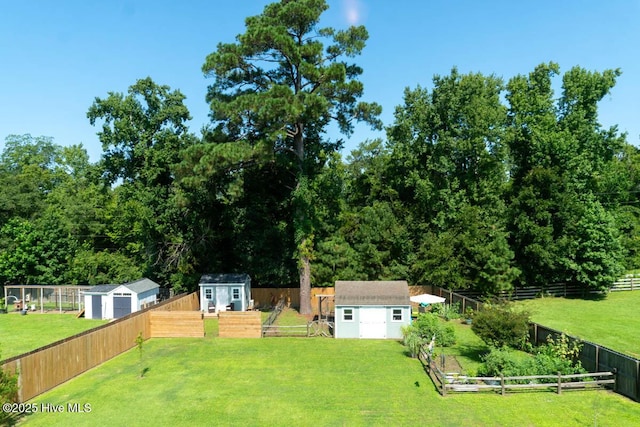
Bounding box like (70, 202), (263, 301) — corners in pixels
(419, 344), (616, 396)
(428, 285), (640, 402)
(1, 292), (201, 402)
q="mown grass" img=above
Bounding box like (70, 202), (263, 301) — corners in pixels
(438, 321), (489, 375)
(274, 306), (310, 326)
(0, 313), (107, 359)
(518, 291), (640, 358)
(20, 336), (640, 426)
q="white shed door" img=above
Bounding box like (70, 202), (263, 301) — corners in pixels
(359, 307), (386, 338)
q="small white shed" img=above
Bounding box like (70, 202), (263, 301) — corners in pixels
(199, 274), (251, 313)
(84, 278), (160, 320)
(334, 281), (411, 339)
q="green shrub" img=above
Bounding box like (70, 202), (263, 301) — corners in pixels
(530, 333), (586, 381)
(0, 350), (19, 425)
(401, 325), (427, 358)
(477, 335), (587, 382)
(471, 301), (530, 349)
(412, 313), (456, 346)
(477, 347), (526, 378)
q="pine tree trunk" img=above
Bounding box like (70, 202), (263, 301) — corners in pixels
(299, 254), (312, 315)
(292, 122), (312, 315)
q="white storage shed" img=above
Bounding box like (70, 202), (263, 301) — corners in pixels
(84, 278), (160, 320)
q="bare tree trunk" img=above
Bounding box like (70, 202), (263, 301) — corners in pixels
(299, 255), (312, 315)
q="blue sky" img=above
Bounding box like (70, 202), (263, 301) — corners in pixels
(1, 0), (638, 162)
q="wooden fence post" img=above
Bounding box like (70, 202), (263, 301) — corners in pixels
(501, 374), (505, 396)
(557, 372), (562, 394)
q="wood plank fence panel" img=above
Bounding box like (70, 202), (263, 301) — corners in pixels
(0, 292), (199, 402)
(599, 349), (639, 401)
(219, 312), (261, 338)
(251, 288), (300, 309)
(150, 311), (204, 337)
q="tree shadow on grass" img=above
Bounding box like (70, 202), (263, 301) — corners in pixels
(456, 342), (489, 365)
(139, 367), (150, 378)
(562, 293), (607, 301)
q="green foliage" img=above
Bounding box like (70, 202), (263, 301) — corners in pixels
(401, 325), (427, 358)
(477, 334), (586, 381)
(386, 69), (518, 295)
(562, 197), (625, 291)
(0, 33), (636, 306)
(432, 302), (461, 321)
(412, 313), (456, 347)
(471, 302), (531, 349)
(477, 347), (524, 377)
(135, 332), (148, 378)
(200, 0), (381, 311)
(506, 63), (626, 291)
(0, 350), (19, 426)
(87, 77), (196, 285)
(87, 77), (192, 186)
(0, 216), (77, 285)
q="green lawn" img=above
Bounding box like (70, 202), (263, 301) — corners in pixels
(0, 313), (108, 359)
(438, 321), (490, 375)
(17, 336), (640, 426)
(518, 291), (640, 358)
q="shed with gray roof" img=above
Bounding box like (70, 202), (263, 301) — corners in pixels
(334, 281), (411, 339)
(83, 278), (160, 319)
(199, 273), (252, 313)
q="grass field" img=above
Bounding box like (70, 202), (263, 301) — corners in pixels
(0, 313), (107, 359)
(518, 291), (640, 358)
(5, 301), (640, 425)
(18, 336), (640, 426)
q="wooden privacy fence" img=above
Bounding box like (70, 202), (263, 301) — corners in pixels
(251, 285), (436, 315)
(218, 312), (262, 338)
(251, 288), (300, 308)
(1, 292), (201, 402)
(249, 287), (338, 312)
(149, 311), (204, 338)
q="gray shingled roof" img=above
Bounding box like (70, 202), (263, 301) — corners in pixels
(123, 278), (160, 294)
(84, 284), (118, 294)
(335, 281), (410, 306)
(199, 273), (250, 284)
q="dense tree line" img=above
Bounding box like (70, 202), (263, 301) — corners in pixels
(1, 1), (638, 311)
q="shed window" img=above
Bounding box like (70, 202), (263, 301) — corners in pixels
(205, 289), (212, 300)
(392, 308), (403, 322)
(232, 288), (240, 300)
(343, 308), (354, 322)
